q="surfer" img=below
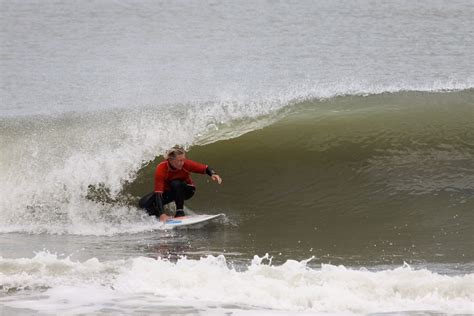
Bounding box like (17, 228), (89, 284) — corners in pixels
(138, 146), (222, 222)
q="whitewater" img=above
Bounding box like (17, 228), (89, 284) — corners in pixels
(1, 252), (473, 315)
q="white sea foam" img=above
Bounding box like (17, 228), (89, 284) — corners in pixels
(0, 252), (472, 314)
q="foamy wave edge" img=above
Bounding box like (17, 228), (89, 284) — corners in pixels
(0, 252), (473, 314)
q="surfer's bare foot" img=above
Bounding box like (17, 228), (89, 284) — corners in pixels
(159, 214), (170, 222)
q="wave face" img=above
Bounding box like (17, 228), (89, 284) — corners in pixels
(0, 89), (472, 264)
(1, 89), (473, 253)
(128, 90), (474, 262)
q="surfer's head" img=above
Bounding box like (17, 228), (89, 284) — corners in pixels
(166, 146), (186, 169)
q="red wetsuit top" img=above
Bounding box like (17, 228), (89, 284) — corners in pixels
(154, 159), (208, 193)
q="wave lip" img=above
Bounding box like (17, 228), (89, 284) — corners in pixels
(1, 253), (473, 314)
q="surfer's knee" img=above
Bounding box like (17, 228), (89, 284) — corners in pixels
(184, 185), (195, 200)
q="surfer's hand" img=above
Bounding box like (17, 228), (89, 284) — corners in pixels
(211, 174), (222, 184)
(159, 214), (170, 222)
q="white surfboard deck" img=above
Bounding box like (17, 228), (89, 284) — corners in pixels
(162, 213), (224, 228)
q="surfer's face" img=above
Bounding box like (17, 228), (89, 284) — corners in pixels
(169, 154), (185, 170)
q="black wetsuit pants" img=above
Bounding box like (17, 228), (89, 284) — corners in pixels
(138, 180), (195, 217)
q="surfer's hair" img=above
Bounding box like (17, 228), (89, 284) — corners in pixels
(165, 146), (186, 160)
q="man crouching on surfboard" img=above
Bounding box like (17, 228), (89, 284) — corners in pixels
(138, 146), (222, 222)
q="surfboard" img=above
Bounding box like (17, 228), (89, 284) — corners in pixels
(162, 213), (224, 228)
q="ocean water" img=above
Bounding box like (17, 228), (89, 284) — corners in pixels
(1, 0), (473, 315)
